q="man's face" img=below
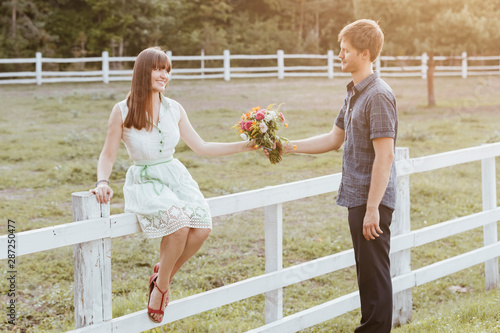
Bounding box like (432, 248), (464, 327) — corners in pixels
(338, 39), (363, 73)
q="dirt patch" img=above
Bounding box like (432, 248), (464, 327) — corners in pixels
(0, 188), (37, 201)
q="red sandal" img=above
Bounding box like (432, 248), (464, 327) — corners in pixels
(147, 273), (170, 323)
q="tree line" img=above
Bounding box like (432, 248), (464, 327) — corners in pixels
(2, 0), (500, 105)
(2, 0), (499, 59)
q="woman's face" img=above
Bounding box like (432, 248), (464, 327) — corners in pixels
(151, 67), (169, 93)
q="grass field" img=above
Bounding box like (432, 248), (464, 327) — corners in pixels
(1, 75), (500, 332)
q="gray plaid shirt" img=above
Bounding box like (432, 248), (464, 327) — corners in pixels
(335, 72), (398, 209)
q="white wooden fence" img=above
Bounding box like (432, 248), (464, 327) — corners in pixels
(1, 143), (499, 332)
(1, 50), (500, 85)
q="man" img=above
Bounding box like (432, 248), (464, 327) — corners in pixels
(279, 19), (398, 332)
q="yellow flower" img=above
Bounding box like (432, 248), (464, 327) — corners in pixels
(284, 123), (288, 128)
(293, 145), (297, 150)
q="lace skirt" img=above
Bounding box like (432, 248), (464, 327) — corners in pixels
(123, 157), (212, 238)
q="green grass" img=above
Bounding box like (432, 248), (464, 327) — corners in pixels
(0, 76), (500, 332)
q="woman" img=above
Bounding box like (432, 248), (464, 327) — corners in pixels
(91, 46), (254, 323)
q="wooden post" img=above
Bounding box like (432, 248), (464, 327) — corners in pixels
(102, 51), (109, 84)
(421, 53), (428, 79)
(461, 52), (467, 79)
(35, 52), (42, 85)
(166, 50), (173, 80)
(264, 203), (283, 323)
(375, 56), (381, 76)
(201, 49), (205, 79)
(72, 191), (112, 328)
(327, 50), (334, 79)
(391, 147), (412, 326)
(223, 50), (230, 81)
(481, 154), (499, 290)
(277, 50), (285, 80)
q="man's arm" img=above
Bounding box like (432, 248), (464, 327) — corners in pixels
(283, 124), (345, 154)
(362, 137), (394, 241)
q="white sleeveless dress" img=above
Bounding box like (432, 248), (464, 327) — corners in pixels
(118, 94), (212, 238)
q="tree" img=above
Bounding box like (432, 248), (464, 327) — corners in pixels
(230, 0), (354, 54)
(0, 0), (56, 58)
(43, 0), (93, 59)
(0, 0), (357, 58)
(354, 0), (500, 106)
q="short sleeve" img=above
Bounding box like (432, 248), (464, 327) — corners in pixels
(174, 102), (184, 123)
(117, 99), (128, 122)
(368, 93), (397, 140)
(335, 97), (348, 130)
(162, 95), (182, 123)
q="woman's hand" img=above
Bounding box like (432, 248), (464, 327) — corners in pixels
(90, 184), (113, 204)
(244, 139), (259, 152)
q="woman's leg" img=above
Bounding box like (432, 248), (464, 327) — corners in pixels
(149, 227), (190, 322)
(170, 228), (211, 280)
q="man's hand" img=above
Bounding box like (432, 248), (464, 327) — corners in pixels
(363, 207), (383, 241)
(263, 140), (284, 157)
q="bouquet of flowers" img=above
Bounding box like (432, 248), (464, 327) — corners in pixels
(233, 104), (295, 164)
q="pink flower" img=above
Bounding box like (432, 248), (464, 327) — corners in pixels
(255, 111), (266, 121)
(279, 112), (285, 123)
(244, 121), (253, 131)
(259, 122), (268, 133)
(240, 121), (245, 130)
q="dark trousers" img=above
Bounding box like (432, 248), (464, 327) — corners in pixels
(348, 204), (393, 333)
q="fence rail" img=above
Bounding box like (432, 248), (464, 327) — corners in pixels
(1, 143), (499, 332)
(1, 50), (500, 85)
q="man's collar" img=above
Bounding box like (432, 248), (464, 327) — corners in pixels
(346, 72), (379, 94)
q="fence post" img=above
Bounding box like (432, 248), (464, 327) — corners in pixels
(375, 56), (381, 76)
(102, 51), (109, 84)
(224, 50), (231, 81)
(421, 53), (428, 79)
(277, 50), (284, 79)
(461, 51), (467, 79)
(166, 50), (173, 79)
(327, 50), (334, 79)
(391, 147), (412, 327)
(201, 49), (205, 79)
(264, 203), (283, 323)
(35, 52), (42, 85)
(72, 192), (112, 329)
(481, 152), (499, 290)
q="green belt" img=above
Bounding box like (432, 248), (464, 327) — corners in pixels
(133, 157), (173, 195)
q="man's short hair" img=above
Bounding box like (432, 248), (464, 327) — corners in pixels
(338, 19), (384, 62)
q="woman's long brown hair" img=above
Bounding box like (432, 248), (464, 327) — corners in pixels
(124, 47), (171, 131)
